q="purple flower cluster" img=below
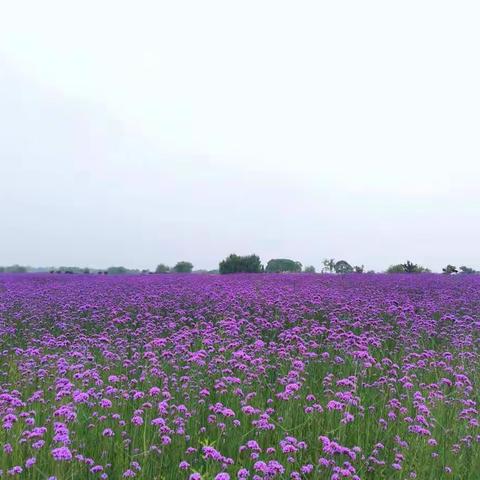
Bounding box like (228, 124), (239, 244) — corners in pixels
(0, 272), (479, 478)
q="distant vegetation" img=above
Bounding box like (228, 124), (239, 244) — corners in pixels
(1, 259), (478, 275)
(265, 258), (302, 273)
(442, 265), (458, 275)
(172, 261), (194, 273)
(334, 260), (353, 274)
(219, 254), (263, 274)
(386, 261), (431, 274)
(155, 264), (170, 274)
(0, 264), (27, 273)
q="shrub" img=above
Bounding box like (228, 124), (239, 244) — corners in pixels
(219, 254), (263, 274)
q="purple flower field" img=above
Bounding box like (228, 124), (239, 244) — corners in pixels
(1, 273), (480, 479)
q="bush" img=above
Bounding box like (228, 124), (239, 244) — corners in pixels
(106, 266), (129, 275)
(387, 261), (430, 274)
(334, 260), (353, 274)
(219, 254), (263, 274)
(442, 265), (458, 275)
(459, 266), (476, 274)
(304, 265), (316, 273)
(4, 265), (27, 273)
(155, 264), (170, 274)
(265, 259), (302, 273)
(173, 261), (193, 273)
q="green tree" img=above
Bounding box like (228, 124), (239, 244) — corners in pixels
(0, 266), (4, 273)
(354, 265), (365, 273)
(322, 258), (336, 273)
(304, 265), (316, 273)
(387, 261), (430, 273)
(219, 254), (263, 274)
(459, 266), (476, 274)
(5, 265), (27, 273)
(173, 261), (193, 273)
(442, 265), (458, 275)
(403, 261), (418, 273)
(334, 260), (353, 274)
(107, 266), (129, 275)
(265, 258), (302, 273)
(386, 264), (405, 273)
(155, 264), (170, 274)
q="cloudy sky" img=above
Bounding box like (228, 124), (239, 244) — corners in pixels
(1, 1), (479, 272)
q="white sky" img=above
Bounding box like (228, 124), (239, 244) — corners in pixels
(1, 0), (479, 272)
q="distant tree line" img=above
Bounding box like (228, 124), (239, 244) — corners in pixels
(442, 265), (476, 275)
(0, 265), (28, 273)
(1, 259), (478, 275)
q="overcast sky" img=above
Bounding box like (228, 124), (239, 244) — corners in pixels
(1, 1), (479, 272)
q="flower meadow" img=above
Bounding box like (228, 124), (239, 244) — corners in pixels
(1, 274), (480, 480)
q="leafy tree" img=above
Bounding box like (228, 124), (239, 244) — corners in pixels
(173, 261), (193, 273)
(219, 254), (263, 274)
(403, 261), (430, 273)
(354, 265), (365, 273)
(106, 266), (129, 275)
(58, 266), (86, 274)
(442, 265), (458, 275)
(5, 265), (27, 273)
(322, 258), (336, 273)
(387, 261), (430, 273)
(304, 265), (316, 273)
(386, 264), (405, 273)
(0, 266), (4, 273)
(266, 258), (302, 273)
(334, 260), (353, 274)
(459, 266), (476, 274)
(403, 261), (418, 273)
(155, 264), (170, 274)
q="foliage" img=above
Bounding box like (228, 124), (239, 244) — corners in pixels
(386, 264), (406, 273)
(155, 264), (170, 274)
(322, 258), (336, 273)
(304, 265), (316, 273)
(265, 258), (302, 273)
(442, 265), (458, 275)
(334, 260), (353, 274)
(387, 261), (430, 274)
(173, 261), (194, 273)
(354, 265), (365, 273)
(3, 264), (27, 273)
(106, 266), (130, 275)
(219, 254), (263, 274)
(459, 265), (476, 274)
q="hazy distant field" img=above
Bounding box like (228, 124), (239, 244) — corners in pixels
(1, 273), (479, 479)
